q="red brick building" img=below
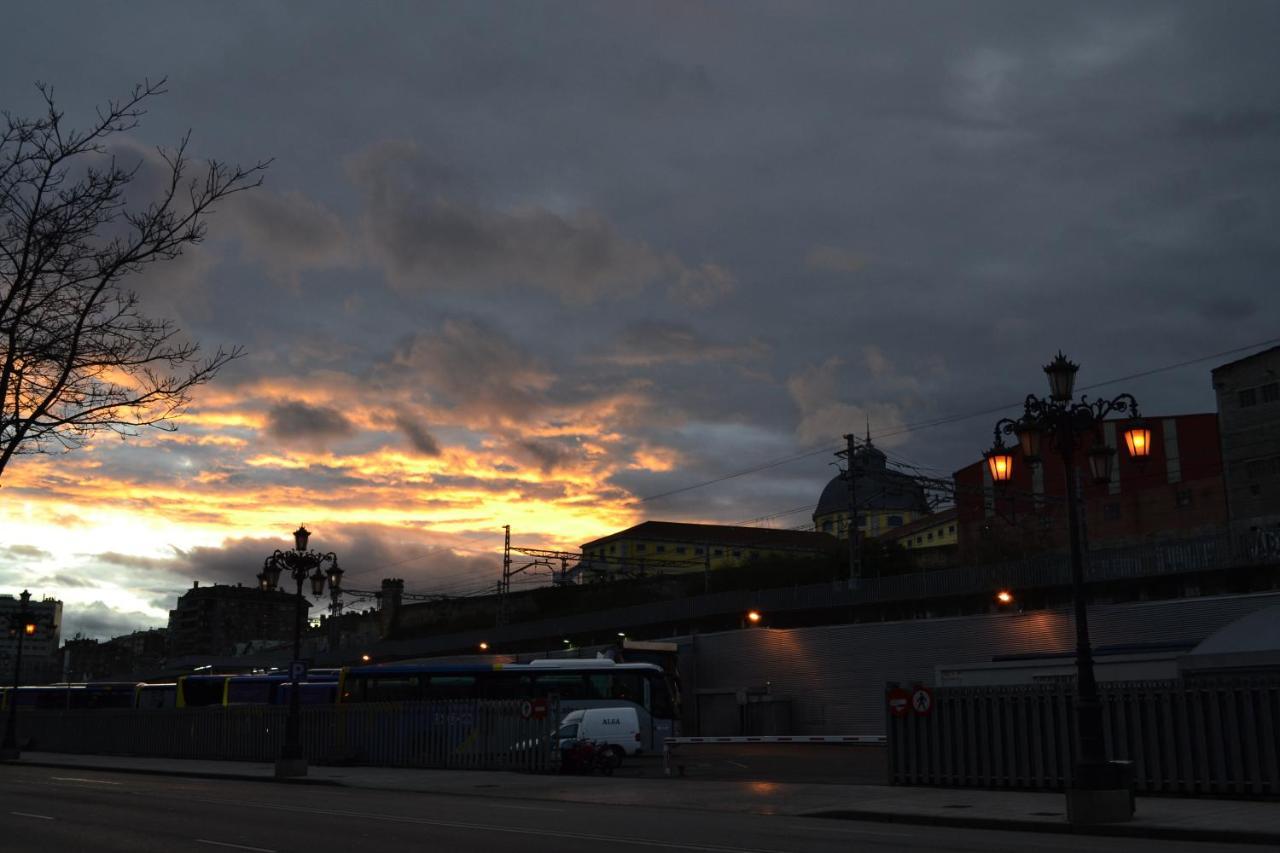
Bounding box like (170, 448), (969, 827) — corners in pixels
(954, 413), (1227, 562)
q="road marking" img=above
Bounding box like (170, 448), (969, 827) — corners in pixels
(10, 811), (53, 820)
(485, 802), (565, 812)
(726, 761), (749, 768)
(195, 841), (277, 853)
(51, 776), (122, 785)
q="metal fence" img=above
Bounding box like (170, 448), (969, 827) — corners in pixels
(16, 698), (561, 772)
(888, 678), (1280, 797)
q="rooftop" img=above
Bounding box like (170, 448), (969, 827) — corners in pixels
(582, 521), (839, 553)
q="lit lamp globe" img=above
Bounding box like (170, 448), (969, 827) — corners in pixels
(1123, 420), (1152, 459)
(985, 441), (1015, 483)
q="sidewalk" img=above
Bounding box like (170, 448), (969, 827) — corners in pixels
(9, 751), (1280, 845)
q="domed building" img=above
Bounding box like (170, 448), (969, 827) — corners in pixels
(813, 439), (931, 540)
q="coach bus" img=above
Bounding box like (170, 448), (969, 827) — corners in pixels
(339, 659), (680, 751)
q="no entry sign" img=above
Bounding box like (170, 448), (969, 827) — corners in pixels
(887, 687), (910, 718)
(531, 697), (549, 720)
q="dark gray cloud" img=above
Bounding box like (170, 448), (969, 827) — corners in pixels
(266, 401), (356, 445)
(2, 1), (1280, 579)
(395, 414), (442, 456)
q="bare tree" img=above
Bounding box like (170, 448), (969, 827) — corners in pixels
(0, 79), (268, 480)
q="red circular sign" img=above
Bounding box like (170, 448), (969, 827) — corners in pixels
(887, 687), (910, 718)
(531, 697), (548, 720)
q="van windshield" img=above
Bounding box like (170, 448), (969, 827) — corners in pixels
(558, 723), (579, 740)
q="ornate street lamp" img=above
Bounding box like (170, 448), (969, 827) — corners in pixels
(259, 527), (340, 778)
(1, 590), (34, 761)
(988, 354), (1151, 823)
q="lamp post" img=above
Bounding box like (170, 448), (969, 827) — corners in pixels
(1, 590), (35, 761)
(258, 526), (341, 777)
(986, 353), (1150, 823)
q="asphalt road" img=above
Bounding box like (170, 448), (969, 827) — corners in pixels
(0, 765), (1262, 853)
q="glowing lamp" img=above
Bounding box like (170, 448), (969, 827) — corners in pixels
(478, 641), (489, 651)
(23, 622), (36, 636)
(1088, 444), (1116, 485)
(1044, 352), (1079, 402)
(1123, 420), (1151, 458)
(747, 610), (762, 624)
(293, 525), (311, 552)
(995, 590), (1014, 605)
(361, 654), (371, 663)
(985, 442), (1015, 483)
(257, 571), (271, 592)
(326, 561), (344, 591)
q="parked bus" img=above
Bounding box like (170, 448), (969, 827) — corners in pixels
(339, 659), (680, 751)
(0, 683), (137, 711)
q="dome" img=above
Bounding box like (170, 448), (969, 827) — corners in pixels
(813, 443), (930, 519)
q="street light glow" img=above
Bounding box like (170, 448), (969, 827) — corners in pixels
(478, 641), (489, 651)
(996, 590), (1014, 605)
(747, 610), (762, 624)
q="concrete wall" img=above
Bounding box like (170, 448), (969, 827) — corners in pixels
(684, 590), (1280, 736)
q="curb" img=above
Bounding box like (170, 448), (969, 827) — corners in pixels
(805, 809), (1280, 847)
(7, 758), (342, 787)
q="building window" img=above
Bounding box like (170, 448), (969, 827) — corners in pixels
(695, 547), (704, 555)
(675, 546), (686, 554)
(888, 515), (904, 527)
(732, 550), (741, 557)
(749, 550), (760, 558)
(1103, 503), (1121, 521)
(1247, 460), (1265, 481)
(926, 532), (933, 540)
(1240, 388), (1257, 407)
(1264, 383), (1280, 404)
(636, 544), (647, 553)
(1175, 489), (1192, 508)
(949, 525), (956, 533)
(822, 521), (833, 533)
(608, 545), (615, 554)
(655, 545), (665, 554)
(916, 536), (923, 544)
(713, 549), (724, 557)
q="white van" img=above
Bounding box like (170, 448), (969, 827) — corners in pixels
(557, 707), (643, 758)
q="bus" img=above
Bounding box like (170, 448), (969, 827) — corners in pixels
(339, 659), (681, 751)
(0, 682), (137, 711)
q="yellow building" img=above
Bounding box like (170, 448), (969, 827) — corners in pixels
(812, 439), (931, 539)
(580, 521), (840, 578)
(878, 507), (959, 551)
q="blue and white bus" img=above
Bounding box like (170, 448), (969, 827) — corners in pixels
(339, 659), (681, 751)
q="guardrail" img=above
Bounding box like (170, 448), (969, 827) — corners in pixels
(888, 678), (1280, 797)
(16, 698), (561, 772)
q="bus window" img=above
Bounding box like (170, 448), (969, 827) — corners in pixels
(226, 680), (276, 705)
(362, 676), (421, 702)
(179, 676), (228, 708)
(584, 672), (643, 703)
(425, 675), (476, 700)
(480, 671), (531, 699)
(532, 672), (588, 699)
(647, 674), (676, 719)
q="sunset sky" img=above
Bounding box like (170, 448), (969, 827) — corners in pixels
(2, 2), (1279, 639)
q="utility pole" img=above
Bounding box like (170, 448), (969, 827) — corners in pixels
(843, 433), (861, 587)
(497, 525), (512, 626)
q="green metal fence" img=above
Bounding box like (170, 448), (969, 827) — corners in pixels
(16, 698), (561, 772)
(888, 678), (1280, 797)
